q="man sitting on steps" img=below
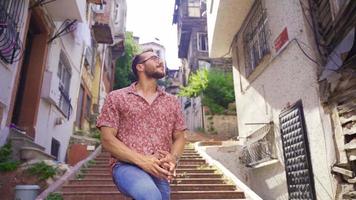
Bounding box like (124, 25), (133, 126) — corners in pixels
(96, 48), (187, 200)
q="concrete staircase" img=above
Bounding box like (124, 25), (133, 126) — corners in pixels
(59, 145), (246, 199)
(8, 127), (55, 161)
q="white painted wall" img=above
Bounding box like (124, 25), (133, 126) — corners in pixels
(35, 21), (84, 162)
(0, 0), (30, 145)
(209, 0), (338, 199)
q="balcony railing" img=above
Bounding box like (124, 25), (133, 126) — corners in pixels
(0, 0), (25, 64)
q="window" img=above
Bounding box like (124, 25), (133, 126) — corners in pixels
(85, 94), (91, 119)
(243, 0), (269, 77)
(188, 0), (200, 17)
(57, 51), (72, 118)
(197, 33), (208, 52)
(84, 40), (96, 75)
(75, 86), (84, 127)
(51, 138), (60, 160)
(198, 60), (210, 70)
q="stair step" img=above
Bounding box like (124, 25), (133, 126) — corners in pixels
(69, 178), (228, 185)
(83, 173), (222, 179)
(59, 143), (246, 199)
(95, 155), (203, 160)
(89, 163), (203, 168)
(92, 159), (206, 165)
(83, 168), (216, 174)
(61, 191), (244, 199)
(61, 184), (236, 192)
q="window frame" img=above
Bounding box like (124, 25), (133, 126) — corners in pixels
(197, 32), (208, 52)
(242, 0), (270, 77)
(57, 51), (72, 119)
(188, 0), (201, 17)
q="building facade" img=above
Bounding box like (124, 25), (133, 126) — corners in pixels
(206, 0), (351, 199)
(0, 0), (126, 163)
(173, 0), (212, 131)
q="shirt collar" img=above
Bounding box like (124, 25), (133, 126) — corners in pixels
(127, 82), (166, 96)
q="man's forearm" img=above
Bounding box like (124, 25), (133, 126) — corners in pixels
(101, 129), (144, 166)
(170, 131), (186, 161)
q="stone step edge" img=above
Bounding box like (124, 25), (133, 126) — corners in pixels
(60, 190), (245, 194)
(62, 183), (236, 187)
(69, 178), (228, 181)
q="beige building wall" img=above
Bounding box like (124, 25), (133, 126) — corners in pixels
(203, 113), (238, 139)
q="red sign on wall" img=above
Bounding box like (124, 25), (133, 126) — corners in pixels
(274, 27), (289, 52)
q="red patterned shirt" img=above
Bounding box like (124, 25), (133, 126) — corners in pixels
(96, 82), (187, 167)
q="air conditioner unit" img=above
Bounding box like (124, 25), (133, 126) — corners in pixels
(41, 71), (60, 104)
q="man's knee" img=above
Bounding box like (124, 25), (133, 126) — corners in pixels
(132, 183), (162, 200)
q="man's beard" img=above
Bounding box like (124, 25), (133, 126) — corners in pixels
(144, 68), (165, 79)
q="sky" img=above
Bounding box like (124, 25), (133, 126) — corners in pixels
(126, 0), (180, 69)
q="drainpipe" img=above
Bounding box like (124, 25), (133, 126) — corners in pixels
(98, 44), (106, 109)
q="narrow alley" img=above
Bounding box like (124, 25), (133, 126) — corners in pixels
(0, 0), (355, 200)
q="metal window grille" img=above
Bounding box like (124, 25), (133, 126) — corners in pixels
(279, 101), (316, 200)
(57, 51), (72, 119)
(243, 0), (269, 77)
(241, 123), (276, 167)
(0, 0), (25, 64)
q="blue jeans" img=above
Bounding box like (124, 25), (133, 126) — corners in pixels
(112, 162), (171, 200)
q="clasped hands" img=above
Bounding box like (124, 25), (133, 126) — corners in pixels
(140, 150), (178, 182)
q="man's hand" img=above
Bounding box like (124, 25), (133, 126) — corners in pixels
(138, 154), (171, 180)
(157, 150), (179, 182)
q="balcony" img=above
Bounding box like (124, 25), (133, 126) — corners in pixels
(92, 0), (127, 44)
(43, 0), (86, 22)
(0, 0), (25, 64)
(206, 0), (253, 58)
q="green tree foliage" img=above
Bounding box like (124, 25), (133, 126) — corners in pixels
(178, 69), (208, 97)
(114, 32), (140, 89)
(202, 69), (235, 114)
(179, 69), (235, 114)
(0, 142), (19, 172)
(27, 161), (57, 180)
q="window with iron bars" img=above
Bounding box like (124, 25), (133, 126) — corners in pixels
(0, 0), (25, 64)
(188, 0), (201, 17)
(243, 0), (269, 77)
(57, 51), (72, 119)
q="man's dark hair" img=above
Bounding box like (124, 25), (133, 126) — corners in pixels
(131, 48), (154, 77)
